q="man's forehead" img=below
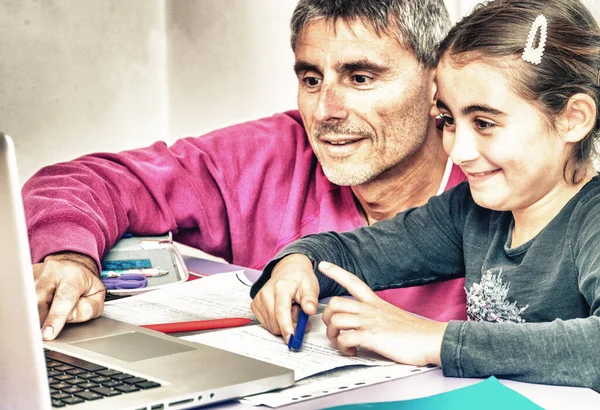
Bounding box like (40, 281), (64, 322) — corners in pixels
(294, 18), (408, 63)
(296, 18), (399, 47)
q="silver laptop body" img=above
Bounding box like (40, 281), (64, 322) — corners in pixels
(0, 133), (294, 410)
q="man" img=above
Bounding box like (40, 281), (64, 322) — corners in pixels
(23, 0), (466, 341)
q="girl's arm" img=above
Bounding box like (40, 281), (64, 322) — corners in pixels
(441, 192), (600, 391)
(441, 316), (600, 390)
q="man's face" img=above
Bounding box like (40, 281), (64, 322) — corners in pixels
(294, 19), (435, 186)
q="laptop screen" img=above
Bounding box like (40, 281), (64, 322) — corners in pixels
(0, 133), (52, 410)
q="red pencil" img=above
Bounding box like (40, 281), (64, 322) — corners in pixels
(141, 317), (252, 333)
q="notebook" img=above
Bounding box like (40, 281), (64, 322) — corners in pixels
(0, 133), (294, 410)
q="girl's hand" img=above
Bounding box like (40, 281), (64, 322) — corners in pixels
(319, 261), (447, 366)
(251, 254), (319, 343)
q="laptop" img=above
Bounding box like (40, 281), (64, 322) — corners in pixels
(0, 133), (294, 410)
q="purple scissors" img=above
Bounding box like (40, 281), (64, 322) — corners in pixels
(101, 273), (147, 290)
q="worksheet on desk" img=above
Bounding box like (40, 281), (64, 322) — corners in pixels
(183, 315), (411, 380)
(102, 270), (255, 325)
(182, 315), (436, 407)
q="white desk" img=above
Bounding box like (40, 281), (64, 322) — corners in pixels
(180, 254), (600, 410)
(209, 369), (600, 409)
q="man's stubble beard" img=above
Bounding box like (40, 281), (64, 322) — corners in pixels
(313, 100), (430, 187)
(320, 156), (377, 186)
(310, 123), (377, 186)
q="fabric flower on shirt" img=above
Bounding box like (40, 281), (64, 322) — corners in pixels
(466, 268), (528, 323)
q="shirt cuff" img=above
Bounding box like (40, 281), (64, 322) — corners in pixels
(440, 320), (468, 377)
(28, 220), (103, 270)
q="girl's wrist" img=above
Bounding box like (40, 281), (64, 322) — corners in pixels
(425, 321), (448, 366)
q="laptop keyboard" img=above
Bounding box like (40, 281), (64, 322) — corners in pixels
(45, 349), (161, 407)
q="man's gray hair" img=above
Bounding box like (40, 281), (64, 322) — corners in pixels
(290, 0), (452, 68)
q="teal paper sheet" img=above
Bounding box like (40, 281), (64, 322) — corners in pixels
(324, 376), (543, 410)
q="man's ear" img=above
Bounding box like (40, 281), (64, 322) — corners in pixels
(429, 69), (439, 118)
(557, 93), (597, 143)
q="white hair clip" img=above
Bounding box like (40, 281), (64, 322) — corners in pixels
(522, 15), (547, 65)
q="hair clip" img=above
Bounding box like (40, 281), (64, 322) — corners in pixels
(522, 15), (547, 65)
(597, 68), (600, 87)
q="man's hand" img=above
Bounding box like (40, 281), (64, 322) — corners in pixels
(319, 261), (447, 366)
(250, 254), (319, 343)
(33, 252), (106, 340)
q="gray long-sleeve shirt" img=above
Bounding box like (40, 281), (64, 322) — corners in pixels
(251, 177), (600, 391)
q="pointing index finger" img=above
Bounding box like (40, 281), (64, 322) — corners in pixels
(318, 261), (377, 303)
(42, 285), (80, 340)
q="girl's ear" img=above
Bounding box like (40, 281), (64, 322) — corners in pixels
(557, 93), (597, 143)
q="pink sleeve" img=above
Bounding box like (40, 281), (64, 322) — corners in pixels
(22, 111), (308, 267)
(23, 140), (219, 266)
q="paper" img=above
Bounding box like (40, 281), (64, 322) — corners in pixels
(102, 270), (255, 325)
(184, 316), (434, 407)
(241, 364), (437, 407)
(183, 315), (395, 380)
(183, 314), (434, 408)
(322, 376), (543, 410)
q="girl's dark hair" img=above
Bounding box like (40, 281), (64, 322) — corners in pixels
(438, 0), (600, 183)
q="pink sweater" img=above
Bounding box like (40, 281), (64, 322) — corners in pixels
(23, 110), (467, 320)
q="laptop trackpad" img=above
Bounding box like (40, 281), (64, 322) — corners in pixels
(72, 332), (195, 362)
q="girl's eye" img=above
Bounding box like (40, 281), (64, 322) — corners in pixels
(475, 119), (496, 130)
(439, 115), (455, 127)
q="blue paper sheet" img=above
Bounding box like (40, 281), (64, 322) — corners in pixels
(324, 376), (543, 410)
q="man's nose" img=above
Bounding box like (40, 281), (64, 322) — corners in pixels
(448, 129), (480, 165)
(314, 84), (349, 123)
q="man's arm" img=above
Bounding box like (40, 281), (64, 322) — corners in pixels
(24, 140), (215, 266)
(24, 111), (309, 339)
(24, 140), (207, 339)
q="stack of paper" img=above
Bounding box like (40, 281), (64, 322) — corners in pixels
(102, 270), (255, 325)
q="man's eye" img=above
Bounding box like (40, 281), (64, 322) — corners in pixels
(303, 77), (321, 87)
(475, 119), (495, 130)
(352, 75), (372, 84)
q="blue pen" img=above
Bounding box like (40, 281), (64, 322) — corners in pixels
(288, 308), (309, 351)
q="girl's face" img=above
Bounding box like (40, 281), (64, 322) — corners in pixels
(435, 57), (572, 213)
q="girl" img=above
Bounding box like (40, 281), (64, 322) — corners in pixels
(250, 0), (600, 390)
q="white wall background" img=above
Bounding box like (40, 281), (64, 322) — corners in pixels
(165, 1), (298, 139)
(1, 1), (169, 183)
(1, 0), (599, 184)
